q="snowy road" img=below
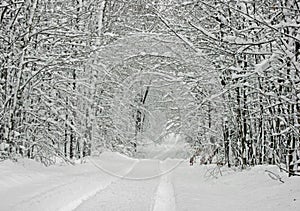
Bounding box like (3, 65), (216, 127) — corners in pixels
(75, 160), (163, 211)
(1, 152), (300, 211)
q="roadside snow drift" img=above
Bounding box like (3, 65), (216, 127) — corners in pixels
(0, 152), (137, 211)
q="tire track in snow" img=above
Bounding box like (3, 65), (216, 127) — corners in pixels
(9, 156), (138, 211)
(152, 160), (176, 211)
(10, 176), (80, 211)
(60, 159), (139, 211)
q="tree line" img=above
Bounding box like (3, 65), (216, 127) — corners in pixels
(167, 0), (299, 176)
(0, 0), (299, 176)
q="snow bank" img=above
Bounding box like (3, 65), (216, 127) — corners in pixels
(171, 163), (300, 210)
(0, 159), (48, 189)
(0, 153), (137, 211)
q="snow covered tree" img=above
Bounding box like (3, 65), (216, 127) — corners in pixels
(0, 0), (106, 163)
(160, 0), (299, 173)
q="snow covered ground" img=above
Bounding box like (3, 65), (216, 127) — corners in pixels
(172, 164), (300, 210)
(0, 153), (137, 211)
(0, 152), (299, 211)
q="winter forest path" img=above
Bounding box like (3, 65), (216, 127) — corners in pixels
(0, 153), (299, 211)
(75, 159), (177, 211)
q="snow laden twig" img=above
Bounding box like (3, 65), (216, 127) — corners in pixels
(265, 170), (285, 183)
(204, 165), (223, 179)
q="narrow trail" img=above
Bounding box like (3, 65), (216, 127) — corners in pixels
(71, 133), (182, 211)
(153, 160), (177, 211)
(74, 159), (178, 211)
(75, 160), (162, 211)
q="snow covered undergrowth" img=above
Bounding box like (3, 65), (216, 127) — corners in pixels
(0, 152), (300, 211)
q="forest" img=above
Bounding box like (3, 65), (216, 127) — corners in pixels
(0, 0), (299, 176)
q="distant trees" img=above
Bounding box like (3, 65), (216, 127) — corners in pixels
(89, 32), (199, 155)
